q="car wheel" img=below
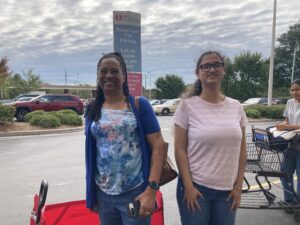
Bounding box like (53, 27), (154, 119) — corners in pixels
(162, 108), (170, 116)
(16, 109), (29, 122)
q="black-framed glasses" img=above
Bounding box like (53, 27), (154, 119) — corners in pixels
(199, 63), (224, 72)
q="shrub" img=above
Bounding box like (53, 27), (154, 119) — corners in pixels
(244, 104), (285, 119)
(245, 108), (261, 118)
(249, 105), (269, 117)
(0, 104), (15, 125)
(54, 109), (78, 115)
(25, 110), (46, 122)
(29, 114), (61, 128)
(55, 113), (83, 126)
(263, 105), (285, 119)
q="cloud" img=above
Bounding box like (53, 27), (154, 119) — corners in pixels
(0, 0), (299, 85)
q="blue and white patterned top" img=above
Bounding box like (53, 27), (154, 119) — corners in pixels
(91, 108), (143, 195)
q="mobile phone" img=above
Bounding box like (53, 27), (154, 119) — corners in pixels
(127, 200), (141, 217)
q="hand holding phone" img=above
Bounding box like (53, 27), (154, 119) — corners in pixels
(127, 200), (141, 217)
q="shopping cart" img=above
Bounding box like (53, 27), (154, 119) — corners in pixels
(30, 180), (164, 225)
(240, 126), (300, 213)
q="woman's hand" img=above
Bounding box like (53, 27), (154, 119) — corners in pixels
(227, 187), (242, 210)
(183, 186), (203, 212)
(276, 124), (287, 131)
(135, 188), (156, 217)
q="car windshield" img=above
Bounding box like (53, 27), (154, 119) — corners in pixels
(18, 97), (33, 102)
(164, 99), (179, 105)
(150, 100), (158, 105)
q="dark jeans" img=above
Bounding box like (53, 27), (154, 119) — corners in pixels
(96, 185), (151, 225)
(177, 177), (236, 225)
(280, 148), (300, 203)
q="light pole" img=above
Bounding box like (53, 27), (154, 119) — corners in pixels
(148, 72), (152, 100)
(291, 41), (299, 82)
(267, 0), (277, 106)
(76, 72), (79, 96)
(143, 72), (147, 96)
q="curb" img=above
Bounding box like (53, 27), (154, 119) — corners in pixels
(0, 126), (84, 137)
(0, 119), (280, 137)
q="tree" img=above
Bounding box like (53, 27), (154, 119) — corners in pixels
(274, 20), (300, 90)
(21, 69), (42, 92)
(0, 57), (11, 99)
(6, 73), (27, 98)
(154, 74), (185, 99)
(222, 51), (268, 101)
(6, 70), (42, 98)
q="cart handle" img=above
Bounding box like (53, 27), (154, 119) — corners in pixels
(36, 179), (48, 225)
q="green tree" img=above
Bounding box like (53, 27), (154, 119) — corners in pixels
(6, 70), (42, 98)
(6, 73), (27, 98)
(0, 57), (11, 98)
(154, 74), (185, 99)
(21, 69), (42, 92)
(222, 51), (268, 101)
(274, 20), (300, 91)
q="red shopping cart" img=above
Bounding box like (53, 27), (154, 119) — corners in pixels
(30, 180), (164, 225)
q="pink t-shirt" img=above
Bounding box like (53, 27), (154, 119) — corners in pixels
(174, 96), (247, 190)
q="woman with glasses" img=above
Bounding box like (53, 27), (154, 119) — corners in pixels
(174, 51), (247, 225)
(84, 52), (165, 225)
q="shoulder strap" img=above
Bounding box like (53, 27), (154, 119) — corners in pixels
(134, 96), (140, 112)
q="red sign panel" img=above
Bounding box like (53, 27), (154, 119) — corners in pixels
(127, 72), (142, 96)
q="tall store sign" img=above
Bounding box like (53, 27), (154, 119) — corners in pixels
(113, 11), (142, 96)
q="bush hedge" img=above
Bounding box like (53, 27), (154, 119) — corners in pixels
(25, 109), (83, 128)
(29, 114), (61, 128)
(244, 104), (285, 119)
(244, 108), (261, 118)
(54, 111), (83, 126)
(0, 104), (16, 125)
(25, 110), (46, 122)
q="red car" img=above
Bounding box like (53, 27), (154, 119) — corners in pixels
(9, 94), (84, 121)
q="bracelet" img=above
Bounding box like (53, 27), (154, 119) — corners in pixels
(233, 185), (242, 190)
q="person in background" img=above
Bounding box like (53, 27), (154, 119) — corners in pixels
(84, 52), (164, 225)
(174, 51), (247, 225)
(276, 79), (300, 209)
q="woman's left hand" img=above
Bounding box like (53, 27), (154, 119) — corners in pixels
(227, 188), (242, 210)
(135, 188), (156, 217)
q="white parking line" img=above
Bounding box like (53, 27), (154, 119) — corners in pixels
(248, 176), (297, 190)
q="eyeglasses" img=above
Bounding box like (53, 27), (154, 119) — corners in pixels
(199, 63), (224, 72)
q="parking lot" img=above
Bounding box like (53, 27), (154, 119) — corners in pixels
(0, 116), (298, 224)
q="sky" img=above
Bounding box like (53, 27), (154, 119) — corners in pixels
(1, 0), (300, 88)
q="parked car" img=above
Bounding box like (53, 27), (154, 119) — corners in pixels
(8, 94), (84, 121)
(3, 93), (42, 104)
(149, 99), (168, 106)
(274, 98), (288, 104)
(15, 97), (36, 102)
(241, 97), (278, 106)
(152, 98), (181, 116)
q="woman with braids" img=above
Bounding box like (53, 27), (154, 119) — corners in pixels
(84, 52), (164, 225)
(174, 51), (247, 225)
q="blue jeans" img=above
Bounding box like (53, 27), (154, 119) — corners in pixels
(280, 148), (300, 203)
(96, 184), (151, 225)
(177, 177), (236, 225)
